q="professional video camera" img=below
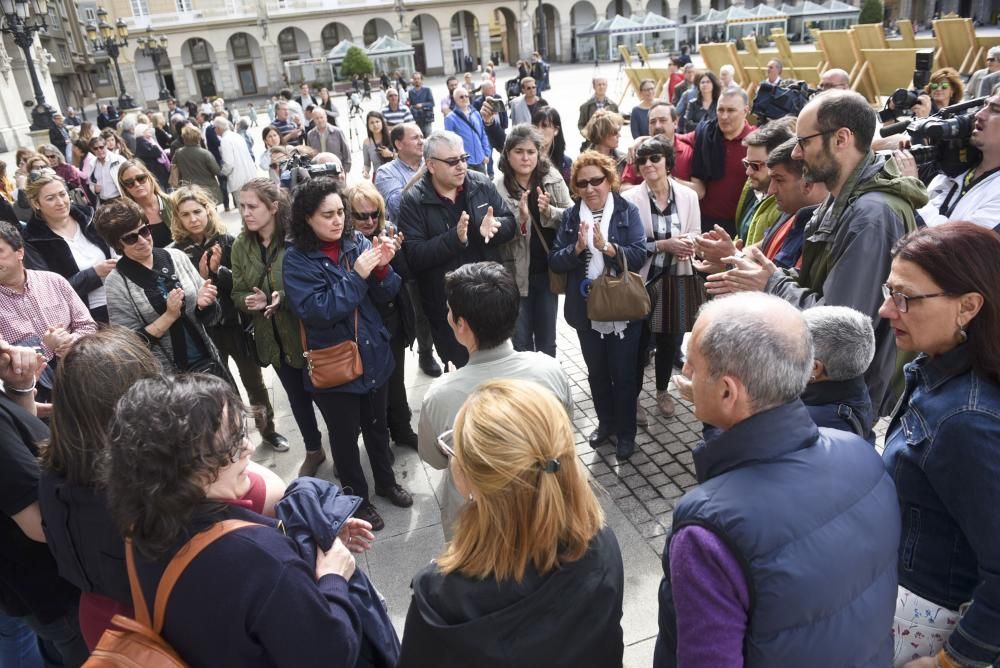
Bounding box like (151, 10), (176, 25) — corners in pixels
(880, 97), (986, 179)
(751, 80), (817, 124)
(879, 49), (934, 121)
(280, 149), (342, 190)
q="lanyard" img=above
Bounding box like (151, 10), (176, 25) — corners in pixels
(942, 166), (1000, 216)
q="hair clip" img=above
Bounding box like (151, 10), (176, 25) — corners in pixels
(541, 458), (560, 474)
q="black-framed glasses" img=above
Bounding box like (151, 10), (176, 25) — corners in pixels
(122, 173), (149, 189)
(575, 175), (608, 189)
(92, 143), (107, 151)
(794, 128), (837, 148)
(436, 429), (455, 459)
(351, 210), (379, 221)
(636, 154), (665, 167)
(431, 154), (470, 168)
(881, 283), (952, 313)
(121, 224), (152, 246)
(742, 158), (765, 172)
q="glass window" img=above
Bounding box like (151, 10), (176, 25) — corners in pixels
(176, 0), (192, 11)
(190, 37), (210, 63)
(130, 0), (149, 17)
(410, 17), (422, 41)
(277, 28), (298, 55)
(58, 44), (70, 66)
(231, 33), (250, 59)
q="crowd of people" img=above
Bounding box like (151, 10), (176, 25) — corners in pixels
(1, 50), (999, 668)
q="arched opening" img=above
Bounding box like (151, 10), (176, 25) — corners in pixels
(321, 22), (352, 51)
(180, 37), (217, 99)
(535, 4), (561, 60)
(363, 18), (394, 47)
(571, 1), (598, 62)
(678, 0), (699, 24)
(410, 14), (444, 75)
(450, 11), (480, 73)
(491, 8), (520, 66)
(227, 32), (266, 97)
(605, 0), (631, 18)
(132, 47), (174, 104)
(277, 27), (314, 86)
(646, 0), (670, 16)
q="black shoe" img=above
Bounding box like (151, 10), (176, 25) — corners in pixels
(354, 502), (385, 532)
(261, 432), (290, 452)
(298, 450), (326, 478)
(393, 432), (419, 449)
(419, 354), (443, 377)
(616, 438), (636, 460)
(375, 484), (413, 508)
(588, 425), (614, 448)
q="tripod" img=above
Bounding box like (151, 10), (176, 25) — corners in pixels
(347, 93), (365, 153)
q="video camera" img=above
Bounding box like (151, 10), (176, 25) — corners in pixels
(280, 149), (342, 190)
(751, 80), (817, 124)
(879, 49), (934, 121)
(880, 97), (986, 179)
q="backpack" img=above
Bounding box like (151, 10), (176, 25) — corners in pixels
(84, 519), (257, 667)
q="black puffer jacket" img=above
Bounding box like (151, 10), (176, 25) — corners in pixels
(22, 205), (111, 307)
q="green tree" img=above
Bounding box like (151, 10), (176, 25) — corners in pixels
(341, 46), (374, 77)
(858, 0), (884, 24)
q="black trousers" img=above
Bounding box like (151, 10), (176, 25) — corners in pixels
(211, 324), (276, 436)
(406, 280), (434, 357)
(636, 321), (685, 394)
(578, 321), (641, 443)
(313, 383), (396, 503)
(386, 332), (415, 440)
(273, 360), (322, 452)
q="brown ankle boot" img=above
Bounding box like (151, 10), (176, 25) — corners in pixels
(298, 450), (327, 478)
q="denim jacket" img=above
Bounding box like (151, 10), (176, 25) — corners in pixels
(882, 344), (1000, 666)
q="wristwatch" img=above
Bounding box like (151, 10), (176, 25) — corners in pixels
(602, 241), (609, 253)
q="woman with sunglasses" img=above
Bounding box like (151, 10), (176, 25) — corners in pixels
(21, 169), (115, 322)
(630, 79), (656, 140)
(398, 379), (625, 667)
(681, 71), (721, 134)
(495, 125), (572, 358)
(924, 67), (963, 114)
(549, 151), (646, 461)
(879, 223), (1000, 668)
(95, 198), (225, 376)
(582, 110), (626, 177)
(345, 181), (419, 450)
(622, 138), (702, 421)
(116, 158), (174, 247)
(533, 106), (573, 187)
(37, 143), (89, 200)
(362, 111), (394, 181)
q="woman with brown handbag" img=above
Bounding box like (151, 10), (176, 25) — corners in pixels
(549, 151), (647, 461)
(283, 177), (413, 532)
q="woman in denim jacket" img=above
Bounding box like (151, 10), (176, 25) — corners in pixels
(880, 222), (1000, 668)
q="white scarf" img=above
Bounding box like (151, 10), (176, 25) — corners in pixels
(581, 195), (628, 338)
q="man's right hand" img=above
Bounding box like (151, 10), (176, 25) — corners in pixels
(480, 101), (495, 125)
(456, 211), (470, 244)
(315, 538), (356, 581)
(695, 225), (742, 264)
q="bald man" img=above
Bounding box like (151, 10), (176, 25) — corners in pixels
(818, 68), (850, 92)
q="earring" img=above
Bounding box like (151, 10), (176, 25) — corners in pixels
(957, 326), (968, 344)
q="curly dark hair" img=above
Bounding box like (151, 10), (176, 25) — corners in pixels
(288, 177), (351, 252)
(105, 374), (251, 559)
(43, 327), (160, 486)
(636, 137), (676, 173)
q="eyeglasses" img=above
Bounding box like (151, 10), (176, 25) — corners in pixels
(435, 429), (455, 459)
(640, 86), (655, 93)
(635, 154), (665, 167)
(430, 154), (470, 168)
(351, 210), (379, 221)
(742, 159), (766, 172)
(881, 283), (952, 313)
(121, 224), (152, 246)
(794, 128), (837, 148)
(92, 143), (107, 151)
(574, 175), (608, 189)
(929, 82), (951, 90)
(122, 173), (149, 189)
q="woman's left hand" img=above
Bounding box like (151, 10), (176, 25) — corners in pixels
(196, 279), (218, 308)
(338, 518), (375, 554)
(536, 187), (551, 218)
(373, 235), (396, 267)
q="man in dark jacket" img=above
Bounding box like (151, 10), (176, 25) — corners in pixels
(48, 112), (70, 160)
(655, 293), (899, 668)
(577, 77), (620, 131)
(397, 130), (517, 369)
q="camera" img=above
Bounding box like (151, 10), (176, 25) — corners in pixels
(880, 97), (986, 179)
(280, 150), (342, 190)
(751, 80), (816, 124)
(484, 95), (505, 113)
(880, 49), (934, 121)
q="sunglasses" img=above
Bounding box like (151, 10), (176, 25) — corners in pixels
(742, 159), (766, 172)
(92, 144), (107, 150)
(121, 224), (152, 246)
(431, 154), (470, 168)
(351, 210), (379, 221)
(436, 429), (455, 459)
(636, 154), (665, 167)
(929, 82), (951, 90)
(575, 175), (608, 189)
(122, 173), (149, 188)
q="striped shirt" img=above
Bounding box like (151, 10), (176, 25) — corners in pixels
(0, 269), (97, 360)
(381, 104), (414, 127)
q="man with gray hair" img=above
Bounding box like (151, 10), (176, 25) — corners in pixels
(802, 305), (876, 442)
(967, 45), (1000, 99)
(215, 117), (257, 203)
(306, 107), (351, 174)
(654, 293), (899, 668)
(818, 68), (851, 92)
(397, 130), (517, 369)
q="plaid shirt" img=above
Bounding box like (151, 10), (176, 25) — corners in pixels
(0, 269), (97, 360)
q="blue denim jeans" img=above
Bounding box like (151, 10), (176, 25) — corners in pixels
(0, 614), (42, 668)
(25, 611), (89, 667)
(512, 272), (558, 358)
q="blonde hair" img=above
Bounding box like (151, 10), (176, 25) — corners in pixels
(23, 169), (67, 210)
(582, 109), (624, 144)
(169, 185), (226, 243)
(346, 181), (386, 235)
(117, 158), (165, 203)
(437, 379), (604, 583)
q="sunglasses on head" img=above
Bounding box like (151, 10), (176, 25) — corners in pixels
(575, 175), (608, 189)
(636, 153), (665, 167)
(351, 210), (379, 221)
(431, 154), (470, 168)
(121, 224), (152, 246)
(122, 173), (149, 188)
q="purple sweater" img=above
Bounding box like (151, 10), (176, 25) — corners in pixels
(669, 525), (750, 667)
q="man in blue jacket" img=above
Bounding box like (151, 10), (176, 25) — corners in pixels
(397, 131), (517, 369)
(444, 88), (491, 174)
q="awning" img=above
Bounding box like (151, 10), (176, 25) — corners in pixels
(576, 14), (646, 37)
(365, 35), (415, 57)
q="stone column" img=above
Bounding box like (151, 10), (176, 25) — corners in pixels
(478, 25), (492, 69)
(439, 27), (453, 75)
(559, 18), (572, 63)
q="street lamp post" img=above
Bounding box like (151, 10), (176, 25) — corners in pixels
(0, 0), (56, 131)
(136, 26), (169, 100)
(86, 7), (135, 110)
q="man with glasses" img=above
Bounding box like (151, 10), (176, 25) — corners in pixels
(416, 261), (570, 539)
(86, 136), (124, 202)
(966, 46), (1000, 99)
(444, 87), (491, 174)
(705, 90), (928, 415)
(818, 68), (850, 92)
(510, 77), (547, 125)
(733, 118), (795, 243)
(397, 131), (516, 370)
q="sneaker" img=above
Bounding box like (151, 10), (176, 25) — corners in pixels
(616, 438), (636, 460)
(657, 390), (676, 418)
(297, 450), (326, 478)
(419, 354), (443, 377)
(375, 484), (413, 508)
(261, 432), (290, 452)
(354, 502), (385, 532)
(636, 401), (648, 427)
